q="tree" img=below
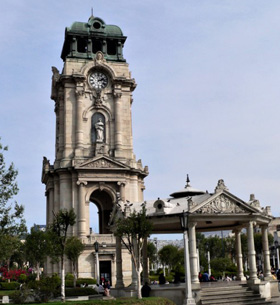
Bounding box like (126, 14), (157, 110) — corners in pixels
(65, 236), (85, 287)
(0, 235), (22, 274)
(0, 140), (26, 236)
(48, 209), (76, 302)
(25, 225), (50, 281)
(147, 241), (157, 270)
(0, 139), (26, 270)
(158, 245), (180, 272)
(114, 206), (153, 299)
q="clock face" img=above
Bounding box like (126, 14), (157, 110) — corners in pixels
(89, 72), (108, 89)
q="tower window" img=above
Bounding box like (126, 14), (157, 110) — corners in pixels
(107, 40), (116, 55)
(92, 39), (102, 53)
(77, 38), (87, 53)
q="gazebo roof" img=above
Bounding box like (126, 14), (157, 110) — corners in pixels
(110, 178), (273, 234)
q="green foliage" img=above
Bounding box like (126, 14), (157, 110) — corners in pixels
(65, 273), (74, 281)
(158, 245), (183, 271)
(11, 285), (32, 304)
(65, 237), (85, 262)
(65, 287), (97, 296)
(0, 235), (22, 268)
(0, 139), (26, 236)
(210, 257), (237, 273)
(147, 242), (157, 266)
(18, 273), (27, 283)
(48, 209), (76, 258)
(76, 278), (97, 286)
(115, 207), (153, 245)
(0, 281), (20, 290)
(25, 225), (50, 277)
(33, 276), (61, 303)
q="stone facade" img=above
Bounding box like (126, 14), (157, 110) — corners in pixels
(42, 16), (148, 286)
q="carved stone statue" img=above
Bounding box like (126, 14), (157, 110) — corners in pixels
(95, 118), (104, 142)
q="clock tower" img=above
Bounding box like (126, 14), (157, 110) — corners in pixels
(42, 15), (148, 285)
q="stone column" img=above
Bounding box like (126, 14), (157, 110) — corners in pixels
(115, 236), (124, 288)
(261, 225), (273, 280)
(77, 181), (87, 238)
(143, 237), (149, 284)
(114, 90), (122, 155)
(234, 229), (246, 281)
(47, 184), (54, 225)
(247, 221), (259, 282)
(75, 85), (84, 157)
(118, 181), (126, 201)
(189, 222), (199, 283)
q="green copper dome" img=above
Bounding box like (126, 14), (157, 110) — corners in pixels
(61, 16), (126, 62)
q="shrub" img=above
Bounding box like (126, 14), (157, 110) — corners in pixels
(65, 287), (97, 296)
(65, 280), (74, 288)
(33, 276), (60, 303)
(11, 286), (32, 304)
(76, 278), (96, 286)
(0, 282), (20, 290)
(18, 273), (27, 283)
(65, 273), (74, 280)
(26, 273), (37, 282)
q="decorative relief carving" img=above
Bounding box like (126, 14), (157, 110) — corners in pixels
(195, 195), (246, 214)
(82, 159), (119, 169)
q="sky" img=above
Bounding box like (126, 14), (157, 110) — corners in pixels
(1, 1), (280, 238)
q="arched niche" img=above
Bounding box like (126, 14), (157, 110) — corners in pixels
(92, 112), (106, 143)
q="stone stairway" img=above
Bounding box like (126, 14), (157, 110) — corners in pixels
(200, 284), (276, 305)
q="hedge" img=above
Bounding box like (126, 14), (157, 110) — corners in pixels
(0, 282), (20, 290)
(65, 287), (98, 296)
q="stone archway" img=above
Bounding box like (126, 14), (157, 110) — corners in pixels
(90, 189), (114, 234)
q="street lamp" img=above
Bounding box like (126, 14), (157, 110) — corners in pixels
(275, 240), (279, 269)
(180, 210), (196, 305)
(94, 241), (100, 285)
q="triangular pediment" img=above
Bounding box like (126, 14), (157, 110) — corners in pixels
(75, 156), (129, 170)
(192, 191), (259, 215)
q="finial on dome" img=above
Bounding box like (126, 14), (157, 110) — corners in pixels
(185, 174), (191, 188)
(91, 7), (94, 18)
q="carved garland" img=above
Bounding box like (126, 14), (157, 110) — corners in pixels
(195, 195), (246, 214)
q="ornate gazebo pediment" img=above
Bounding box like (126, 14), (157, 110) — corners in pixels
(192, 192), (259, 215)
(75, 156), (130, 170)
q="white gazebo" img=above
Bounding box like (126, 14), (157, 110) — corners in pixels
(110, 178), (278, 304)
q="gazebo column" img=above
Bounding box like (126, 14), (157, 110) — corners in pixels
(247, 221), (259, 283)
(234, 228), (246, 281)
(115, 236), (124, 288)
(261, 225), (273, 280)
(143, 237), (149, 284)
(189, 222), (199, 283)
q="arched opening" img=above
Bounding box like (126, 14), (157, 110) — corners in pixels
(90, 189), (114, 234)
(89, 203), (99, 234)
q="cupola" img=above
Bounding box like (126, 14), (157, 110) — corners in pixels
(61, 15), (126, 62)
